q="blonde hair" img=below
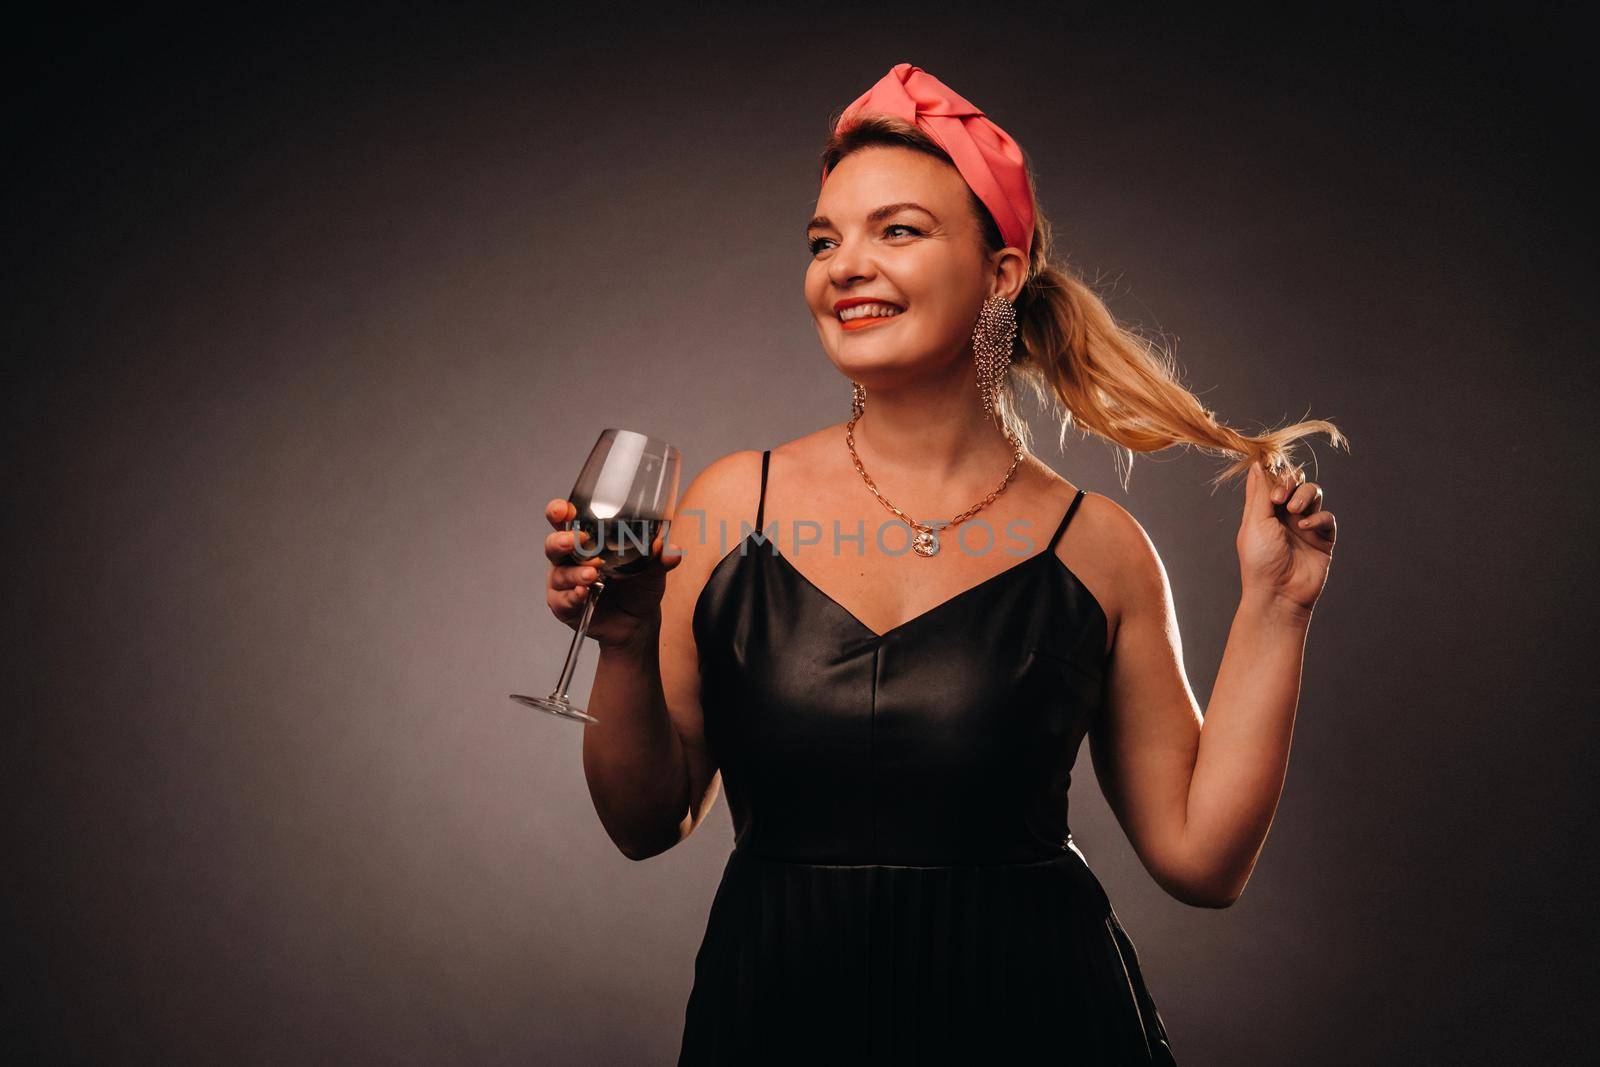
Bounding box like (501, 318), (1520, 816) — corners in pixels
(820, 113), (1347, 489)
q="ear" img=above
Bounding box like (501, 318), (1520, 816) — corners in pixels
(990, 246), (1029, 303)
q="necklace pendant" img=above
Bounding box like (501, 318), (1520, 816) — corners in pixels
(912, 529), (939, 557)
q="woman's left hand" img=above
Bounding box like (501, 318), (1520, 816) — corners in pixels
(1238, 459), (1337, 616)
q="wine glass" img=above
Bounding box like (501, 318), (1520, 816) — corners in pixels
(511, 429), (681, 724)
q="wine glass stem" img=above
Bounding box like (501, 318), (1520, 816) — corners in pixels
(553, 576), (606, 699)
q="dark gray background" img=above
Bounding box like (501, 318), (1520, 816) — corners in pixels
(4, 5), (1593, 1064)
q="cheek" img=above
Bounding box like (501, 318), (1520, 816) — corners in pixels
(901, 260), (974, 315)
(803, 266), (829, 314)
(906, 291), (972, 338)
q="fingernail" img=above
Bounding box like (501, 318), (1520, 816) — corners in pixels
(582, 567), (597, 580)
(1298, 518), (1311, 527)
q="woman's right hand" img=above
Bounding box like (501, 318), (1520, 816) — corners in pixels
(544, 499), (683, 653)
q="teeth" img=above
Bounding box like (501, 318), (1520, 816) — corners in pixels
(839, 303), (903, 321)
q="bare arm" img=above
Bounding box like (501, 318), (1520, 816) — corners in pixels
(566, 451), (760, 859)
(1089, 462), (1335, 907)
(580, 615), (691, 861)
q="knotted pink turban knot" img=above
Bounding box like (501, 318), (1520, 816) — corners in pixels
(821, 62), (1036, 260)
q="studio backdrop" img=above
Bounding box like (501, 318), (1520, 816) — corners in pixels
(3, 6), (1592, 1065)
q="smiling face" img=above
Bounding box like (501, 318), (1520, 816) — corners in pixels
(805, 146), (996, 391)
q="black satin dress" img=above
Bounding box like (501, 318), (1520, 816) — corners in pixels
(679, 450), (1176, 1065)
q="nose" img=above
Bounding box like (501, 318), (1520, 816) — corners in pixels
(826, 230), (878, 289)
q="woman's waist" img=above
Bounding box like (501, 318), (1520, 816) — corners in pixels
(728, 837), (1091, 871)
(714, 838), (1114, 919)
(725, 806), (1081, 867)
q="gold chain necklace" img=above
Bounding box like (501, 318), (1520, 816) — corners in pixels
(844, 412), (1025, 557)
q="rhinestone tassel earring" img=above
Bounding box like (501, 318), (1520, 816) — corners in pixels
(850, 381), (866, 420)
(972, 294), (1017, 423)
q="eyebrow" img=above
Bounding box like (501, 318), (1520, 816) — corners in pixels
(806, 201), (938, 233)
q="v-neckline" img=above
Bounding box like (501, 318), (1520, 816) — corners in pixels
(763, 540), (1082, 642)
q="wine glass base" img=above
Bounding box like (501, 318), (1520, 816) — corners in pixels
(510, 693), (600, 724)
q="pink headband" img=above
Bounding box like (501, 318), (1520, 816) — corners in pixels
(821, 62), (1036, 259)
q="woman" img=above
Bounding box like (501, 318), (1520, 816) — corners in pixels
(546, 63), (1343, 1064)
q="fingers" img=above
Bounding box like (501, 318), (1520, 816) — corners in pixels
(543, 508), (682, 627)
(546, 498), (578, 529)
(1283, 480), (1325, 516)
(1293, 509), (1337, 544)
(542, 502), (600, 619)
(547, 579), (593, 619)
(1272, 471), (1334, 544)
(550, 560), (601, 591)
(1265, 468), (1318, 510)
(1257, 464), (1333, 533)
(544, 525), (606, 568)
(544, 527), (580, 564)
(547, 558), (601, 620)
(544, 499), (593, 565)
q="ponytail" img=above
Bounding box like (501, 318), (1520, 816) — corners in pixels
(821, 114), (1348, 488)
(1009, 248), (1347, 490)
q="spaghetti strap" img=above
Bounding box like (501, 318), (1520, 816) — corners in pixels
(755, 449), (771, 532)
(1046, 488), (1087, 552)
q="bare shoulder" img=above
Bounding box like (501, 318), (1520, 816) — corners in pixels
(1076, 491), (1165, 582)
(670, 428), (835, 565)
(1038, 475), (1171, 647)
(681, 447), (766, 512)
(668, 448), (766, 583)
(744, 425), (853, 507)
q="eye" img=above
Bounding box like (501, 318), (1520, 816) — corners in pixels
(806, 224), (923, 256)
